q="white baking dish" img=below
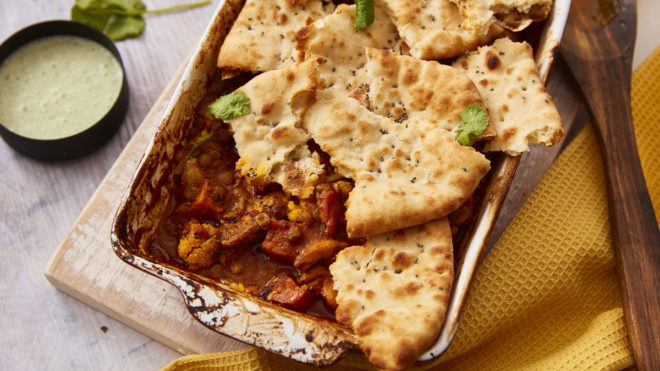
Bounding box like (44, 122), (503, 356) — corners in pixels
(111, 0), (571, 366)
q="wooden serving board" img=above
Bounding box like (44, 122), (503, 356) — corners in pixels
(44, 60), (249, 355)
(44, 50), (585, 357)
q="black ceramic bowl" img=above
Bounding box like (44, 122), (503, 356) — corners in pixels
(0, 20), (129, 161)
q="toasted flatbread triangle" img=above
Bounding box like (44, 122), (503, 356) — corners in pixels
(330, 218), (454, 370)
(304, 89), (490, 237)
(364, 47), (496, 139)
(449, 0), (553, 34)
(376, 0), (503, 60)
(217, 0), (333, 73)
(295, 3), (403, 96)
(226, 59), (323, 197)
(453, 38), (564, 154)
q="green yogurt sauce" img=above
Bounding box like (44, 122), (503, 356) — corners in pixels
(0, 35), (123, 140)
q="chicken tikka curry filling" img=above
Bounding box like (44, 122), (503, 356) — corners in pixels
(150, 72), (477, 318)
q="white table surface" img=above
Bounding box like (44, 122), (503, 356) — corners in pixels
(1, 0), (658, 370)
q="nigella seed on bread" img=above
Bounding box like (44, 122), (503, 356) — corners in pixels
(217, 0), (334, 73)
(376, 0), (503, 60)
(454, 38), (564, 154)
(303, 89), (490, 238)
(330, 219), (454, 370)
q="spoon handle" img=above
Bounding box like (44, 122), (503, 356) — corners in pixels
(575, 56), (660, 370)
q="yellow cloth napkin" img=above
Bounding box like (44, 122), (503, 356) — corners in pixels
(162, 46), (660, 371)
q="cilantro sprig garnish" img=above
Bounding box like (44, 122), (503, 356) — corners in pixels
(209, 91), (251, 120)
(71, 0), (211, 41)
(455, 104), (489, 146)
(354, 0), (375, 30)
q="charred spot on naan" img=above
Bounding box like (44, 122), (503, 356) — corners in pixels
(376, 0), (504, 60)
(330, 219), (454, 370)
(364, 47), (496, 139)
(217, 0), (334, 73)
(453, 38), (563, 154)
(303, 89), (490, 238)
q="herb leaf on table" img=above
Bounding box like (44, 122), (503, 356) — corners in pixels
(71, 0), (210, 41)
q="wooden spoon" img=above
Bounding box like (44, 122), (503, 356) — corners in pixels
(561, 0), (660, 369)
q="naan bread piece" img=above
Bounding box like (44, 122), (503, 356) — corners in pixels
(226, 59), (323, 197)
(295, 3), (403, 97)
(365, 47), (496, 139)
(330, 218), (454, 370)
(450, 0), (553, 34)
(376, 0), (503, 60)
(217, 0), (333, 73)
(304, 89), (490, 237)
(453, 38), (563, 154)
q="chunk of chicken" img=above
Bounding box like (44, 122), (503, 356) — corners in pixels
(219, 190), (289, 248)
(220, 214), (267, 248)
(294, 239), (347, 271)
(260, 273), (314, 310)
(261, 220), (303, 262)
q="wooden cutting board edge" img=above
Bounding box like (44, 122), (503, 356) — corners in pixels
(43, 51), (584, 361)
(44, 57), (249, 356)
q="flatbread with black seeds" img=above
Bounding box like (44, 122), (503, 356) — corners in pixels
(225, 59), (323, 198)
(295, 3), (403, 99)
(217, 0), (334, 73)
(303, 88), (490, 237)
(453, 38), (563, 154)
(450, 0), (553, 34)
(376, 0), (503, 60)
(330, 218), (453, 370)
(364, 47), (496, 139)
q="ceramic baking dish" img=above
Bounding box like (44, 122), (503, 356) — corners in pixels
(111, 0), (571, 366)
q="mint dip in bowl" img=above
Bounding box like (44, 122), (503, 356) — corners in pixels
(0, 20), (128, 161)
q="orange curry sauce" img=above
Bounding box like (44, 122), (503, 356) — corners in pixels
(150, 73), (366, 318)
(150, 72), (476, 319)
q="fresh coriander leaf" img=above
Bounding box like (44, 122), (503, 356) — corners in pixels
(106, 15), (146, 41)
(209, 91), (251, 120)
(354, 0), (374, 29)
(71, 3), (110, 31)
(455, 103), (488, 146)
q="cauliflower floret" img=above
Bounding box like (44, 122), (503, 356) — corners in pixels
(177, 219), (221, 270)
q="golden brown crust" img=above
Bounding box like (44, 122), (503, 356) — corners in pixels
(376, 0), (503, 60)
(330, 219), (454, 370)
(226, 59), (490, 236)
(303, 89), (490, 237)
(217, 0), (333, 73)
(453, 38), (564, 154)
(295, 3), (403, 93)
(449, 0), (553, 34)
(226, 59), (324, 197)
(364, 47), (496, 139)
